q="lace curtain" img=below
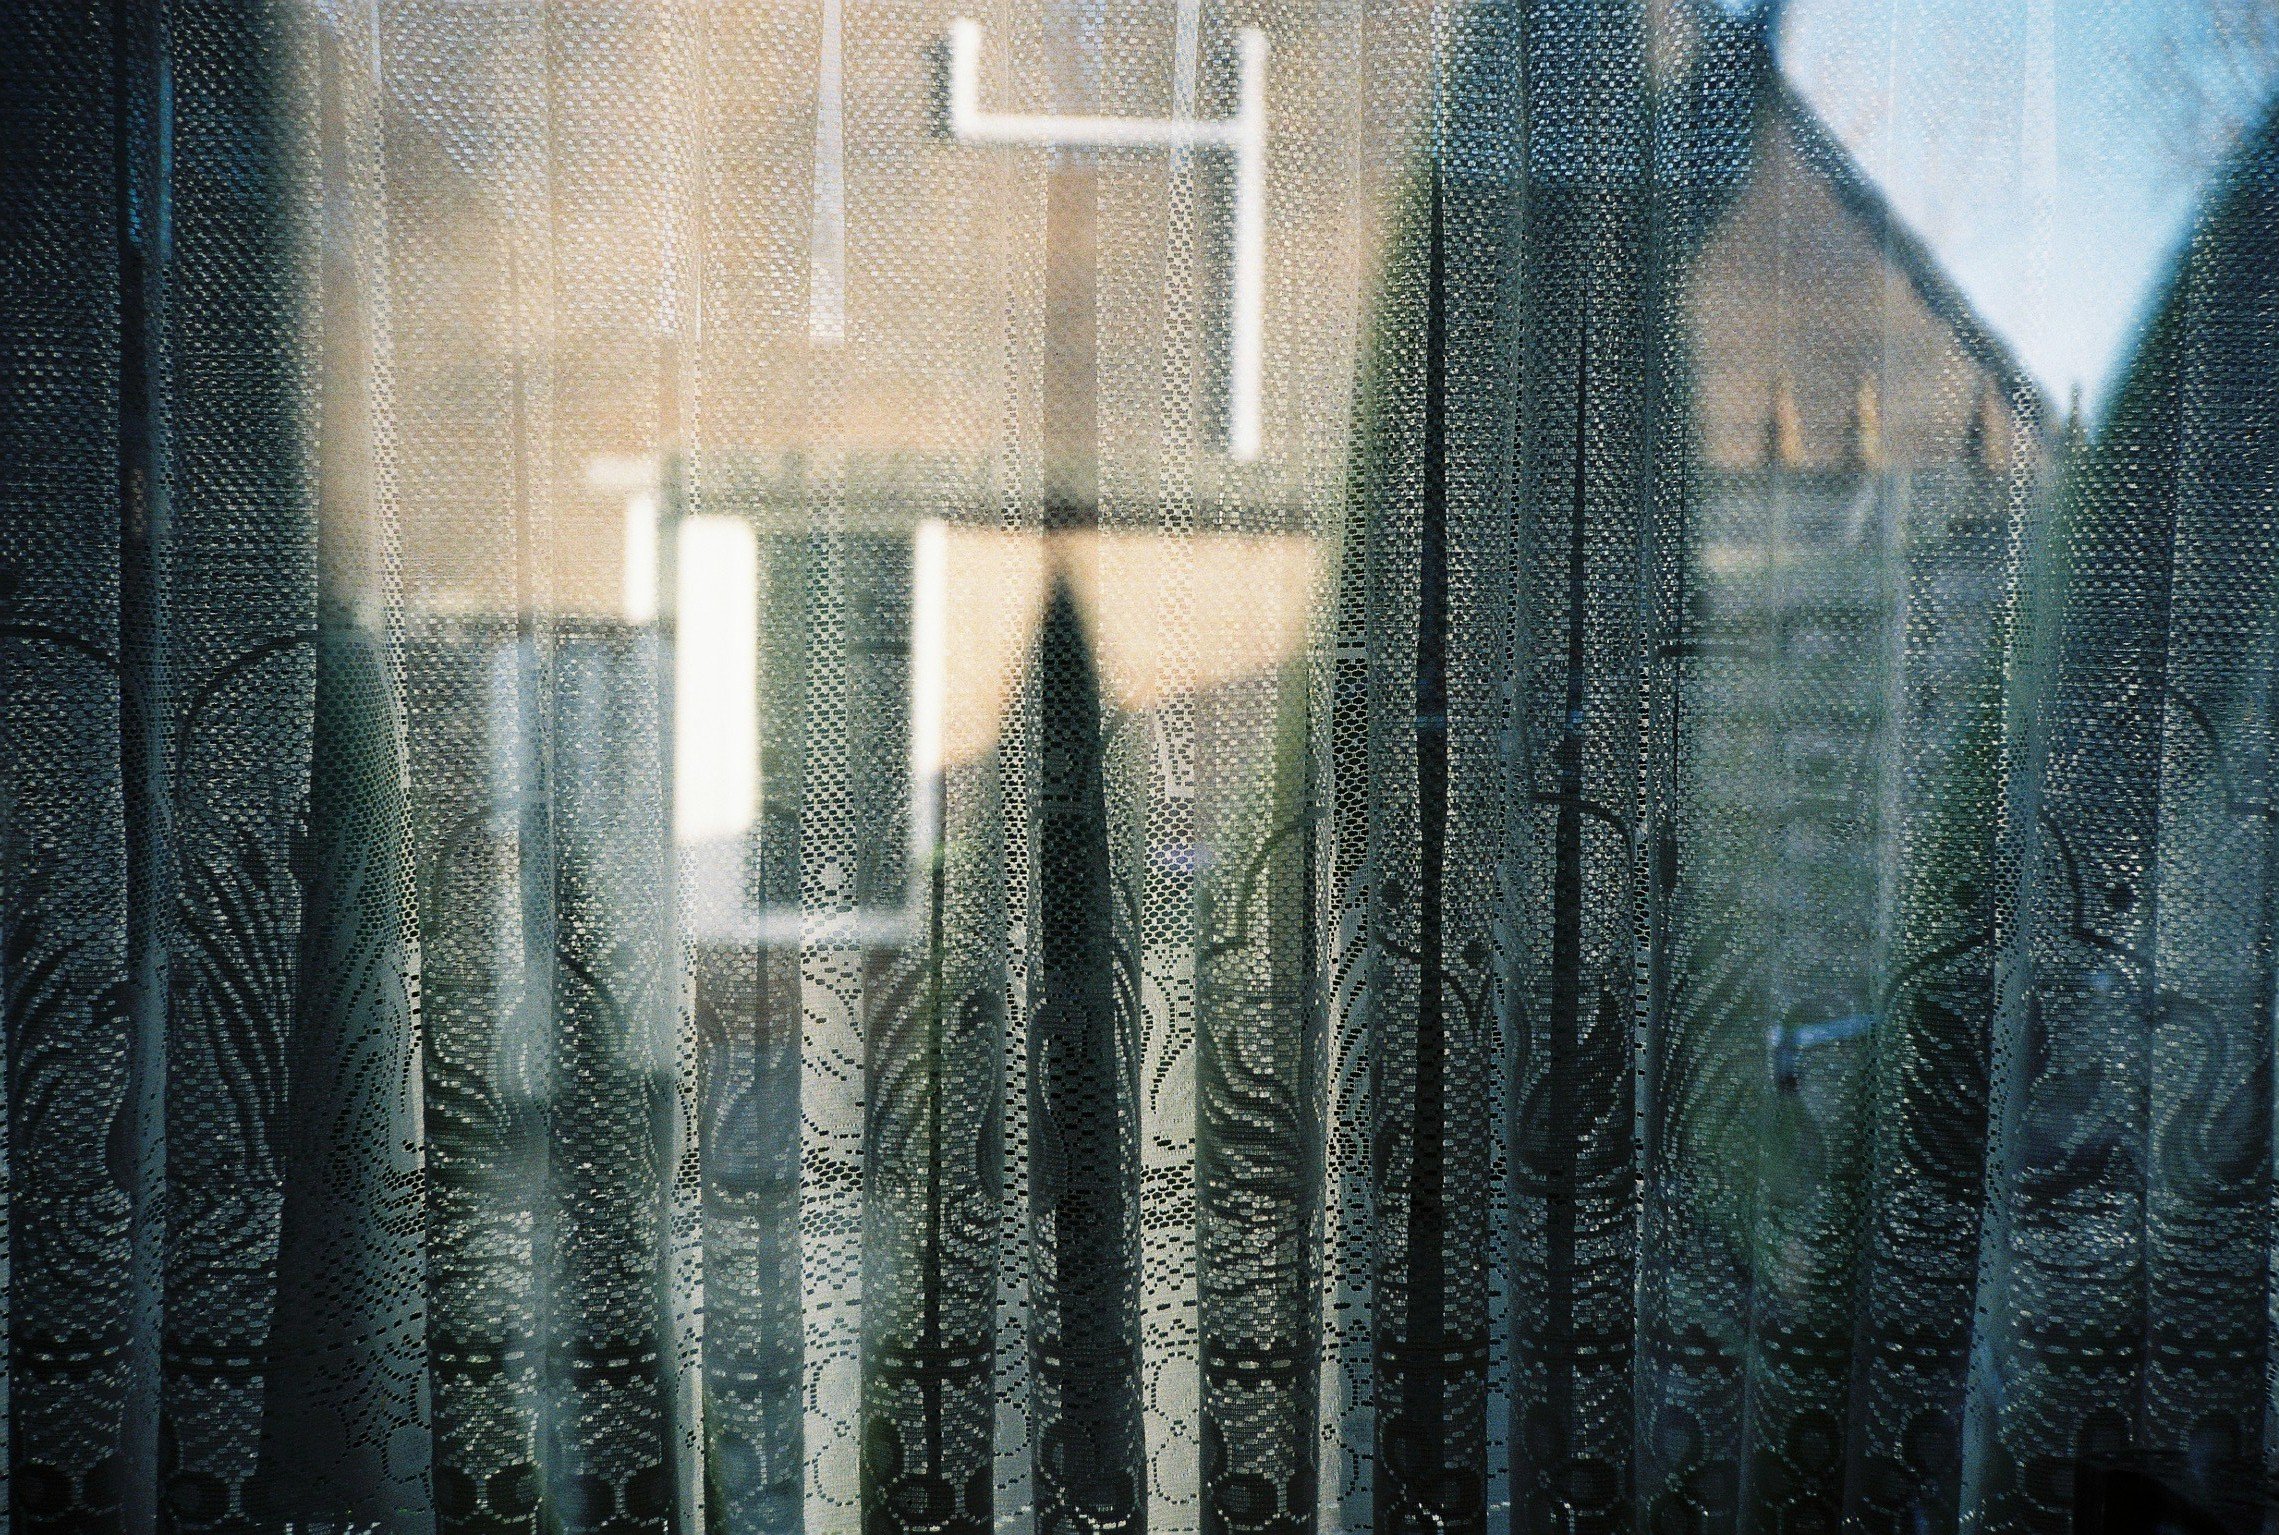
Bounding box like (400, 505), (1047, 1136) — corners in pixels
(5, 0), (2278, 1532)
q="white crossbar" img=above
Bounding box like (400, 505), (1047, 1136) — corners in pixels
(945, 18), (1268, 462)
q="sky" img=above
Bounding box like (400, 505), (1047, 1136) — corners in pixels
(1770, 0), (2258, 420)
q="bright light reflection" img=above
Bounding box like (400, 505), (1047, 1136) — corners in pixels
(673, 514), (760, 846)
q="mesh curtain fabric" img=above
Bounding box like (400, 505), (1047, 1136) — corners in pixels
(5, 1), (2279, 1534)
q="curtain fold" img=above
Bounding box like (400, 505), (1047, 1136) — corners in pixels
(9, 1), (2279, 1533)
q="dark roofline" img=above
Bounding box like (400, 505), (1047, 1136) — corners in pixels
(1692, 0), (2054, 426)
(1767, 83), (2053, 424)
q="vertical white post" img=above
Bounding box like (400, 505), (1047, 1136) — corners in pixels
(1224, 27), (1266, 463)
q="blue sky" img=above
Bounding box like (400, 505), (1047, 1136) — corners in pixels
(1771, 0), (2252, 418)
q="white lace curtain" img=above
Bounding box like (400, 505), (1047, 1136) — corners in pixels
(5, 1), (2279, 1533)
